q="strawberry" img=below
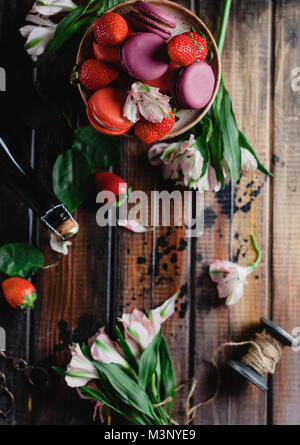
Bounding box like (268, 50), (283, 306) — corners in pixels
(134, 111), (175, 144)
(94, 13), (128, 47)
(167, 34), (197, 67)
(94, 172), (128, 197)
(2, 278), (37, 310)
(184, 31), (207, 61)
(79, 59), (119, 91)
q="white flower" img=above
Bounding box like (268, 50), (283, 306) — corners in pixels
(20, 14), (56, 61)
(31, 0), (77, 16)
(65, 344), (98, 388)
(209, 235), (261, 306)
(89, 328), (129, 368)
(119, 292), (178, 350)
(149, 135), (222, 192)
(241, 148), (258, 172)
(50, 233), (72, 255)
(123, 82), (171, 124)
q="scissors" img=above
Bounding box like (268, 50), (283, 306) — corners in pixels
(0, 327), (51, 418)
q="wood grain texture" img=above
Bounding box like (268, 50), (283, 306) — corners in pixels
(228, 0), (272, 425)
(271, 0), (300, 425)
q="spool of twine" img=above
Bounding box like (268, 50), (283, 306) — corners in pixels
(162, 329), (284, 425)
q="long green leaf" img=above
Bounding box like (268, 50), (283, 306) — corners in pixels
(138, 330), (162, 390)
(52, 149), (93, 212)
(159, 336), (176, 414)
(238, 130), (272, 176)
(115, 326), (138, 372)
(92, 362), (155, 418)
(219, 86), (241, 182)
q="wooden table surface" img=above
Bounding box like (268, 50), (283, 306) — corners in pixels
(0, 0), (300, 425)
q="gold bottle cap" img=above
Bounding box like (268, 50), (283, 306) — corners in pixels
(56, 218), (79, 241)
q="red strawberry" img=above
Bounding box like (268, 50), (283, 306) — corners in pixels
(94, 13), (128, 47)
(2, 278), (37, 310)
(94, 172), (128, 197)
(184, 31), (207, 61)
(167, 34), (197, 67)
(134, 111), (175, 144)
(79, 59), (119, 91)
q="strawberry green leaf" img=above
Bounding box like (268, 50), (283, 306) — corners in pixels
(52, 149), (93, 213)
(72, 126), (121, 168)
(0, 243), (44, 278)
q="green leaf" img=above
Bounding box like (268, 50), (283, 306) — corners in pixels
(92, 362), (154, 418)
(81, 385), (149, 425)
(193, 116), (213, 178)
(97, 0), (128, 15)
(209, 116), (225, 185)
(115, 326), (138, 372)
(37, 4), (93, 64)
(52, 366), (66, 377)
(238, 130), (272, 176)
(159, 336), (176, 413)
(52, 149), (93, 212)
(72, 126), (121, 168)
(219, 86), (241, 182)
(0, 243), (44, 278)
(138, 330), (162, 391)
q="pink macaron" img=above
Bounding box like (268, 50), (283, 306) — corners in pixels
(121, 32), (169, 81)
(130, 1), (177, 40)
(175, 61), (215, 109)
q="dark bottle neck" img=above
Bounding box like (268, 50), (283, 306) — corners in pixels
(0, 133), (79, 240)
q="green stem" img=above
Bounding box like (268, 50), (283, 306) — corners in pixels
(249, 234), (262, 270)
(217, 0), (232, 57)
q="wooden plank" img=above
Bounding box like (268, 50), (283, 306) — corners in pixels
(228, 0), (272, 425)
(30, 60), (111, 426)
(271, 0), (300, 425)
(0, 0), (36, 425)
(192, 0), (233, 425)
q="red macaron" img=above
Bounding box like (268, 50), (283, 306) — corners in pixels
(86, 88), (133, 136)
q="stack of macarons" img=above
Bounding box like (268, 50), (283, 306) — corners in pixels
(79, 0), (216, 143)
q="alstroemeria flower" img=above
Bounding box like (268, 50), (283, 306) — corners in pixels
(123, 82), (171, 123)
(19, 14), (56, 61)
(241, 148), (258, 172)
(90, 328), (129, 369)
(149, 135), (222, 192)
(50, 233), (72, 255)
(119, 292), (178, 350)
(209, 235), (261, 305)
(65, 344), (98, 388)
(31, 0), (77, 16)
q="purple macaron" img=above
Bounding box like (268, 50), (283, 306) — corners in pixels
(175, 61), (215, 109)
(130, 0), (177, 40)
(121, 32), (169, 81)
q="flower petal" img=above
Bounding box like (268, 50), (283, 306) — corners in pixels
(50, 233), (72, 255)
(118, 219), (153, 233)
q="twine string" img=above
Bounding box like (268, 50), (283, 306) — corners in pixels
(160, 331), (283, 425)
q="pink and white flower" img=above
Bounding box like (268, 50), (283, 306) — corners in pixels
(65, 344), (98, 388)
(149, 135), (222, 192)
(119, 292), (178, 351)
(123, 82), (171, 124)
(209, 235), (261, 305)
(50, 233), (72, 255)
(241, 148), (258, 172)
(90, 328), (129, 368)
(19, 14), (56, 61)
(31, 0), (77, 16)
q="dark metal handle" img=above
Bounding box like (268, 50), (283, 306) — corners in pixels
(0, 373), (15, 419)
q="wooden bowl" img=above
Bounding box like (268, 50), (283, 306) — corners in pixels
(76, 0), (220, 140)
